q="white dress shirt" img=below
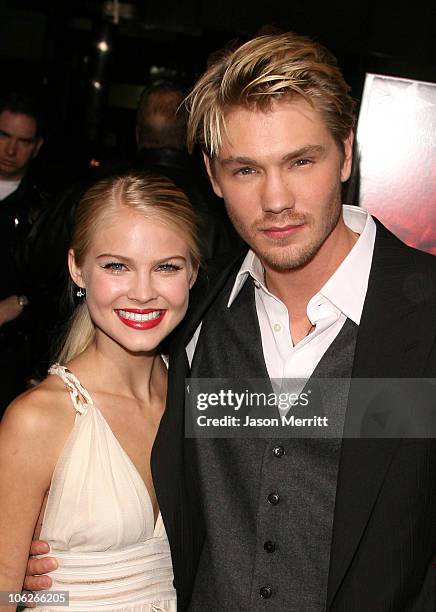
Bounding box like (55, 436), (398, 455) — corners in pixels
(186, 206), (376, 383)
(0, 179), (20, 201)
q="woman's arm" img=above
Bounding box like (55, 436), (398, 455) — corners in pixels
(0, 391), (64, 610)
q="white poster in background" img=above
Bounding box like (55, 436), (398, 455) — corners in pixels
(354, 73), (436, 254)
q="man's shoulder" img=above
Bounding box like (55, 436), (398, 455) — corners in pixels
(207, 247), (248, 278)
(374, 219), (436, 270)
(166, 248), (247, 353)
(370, 219), (436, 315)
(194, 248), (247, 295)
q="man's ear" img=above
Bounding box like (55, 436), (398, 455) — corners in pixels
(340, 131), (354, 183)
(203, 152), (224, 199)
(32, 137), (44, 160)
(68, 249), (85, 288)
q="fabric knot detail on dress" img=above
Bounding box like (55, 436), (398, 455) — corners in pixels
(48, 363), (94, 415)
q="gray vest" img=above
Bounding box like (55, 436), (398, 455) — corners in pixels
(188, 275), (357, 611)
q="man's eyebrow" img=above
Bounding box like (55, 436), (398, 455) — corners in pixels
(0, 129), (36, 143)
(219, 156), (258, 167)
(219, 145), (327, 167)
(282, 145), (326, 160)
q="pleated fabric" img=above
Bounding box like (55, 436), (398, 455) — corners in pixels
(31, 364), (176, 612)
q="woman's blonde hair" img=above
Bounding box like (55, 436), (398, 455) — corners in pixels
(57, 172), (200, 364)
(185, 32), (355, 157)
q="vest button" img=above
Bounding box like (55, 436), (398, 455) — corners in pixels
(263, 540), (276, 553)
(267, 492), (280, 505)
(272, 445), (285, 457)
(259, 586), (272, 599)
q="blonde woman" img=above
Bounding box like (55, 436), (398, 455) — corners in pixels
(0, 172), (200, 611)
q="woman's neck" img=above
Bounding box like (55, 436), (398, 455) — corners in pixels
(68, 338), (166, 407)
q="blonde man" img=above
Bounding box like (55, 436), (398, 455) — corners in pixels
(25, 33), (436, 611)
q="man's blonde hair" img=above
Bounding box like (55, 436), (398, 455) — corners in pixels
(186, 32), (355, 157)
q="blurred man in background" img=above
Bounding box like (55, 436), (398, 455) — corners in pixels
(134, 82), (241, 259)
(0, 92), (45, 415)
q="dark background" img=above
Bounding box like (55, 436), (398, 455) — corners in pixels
(1, 0), (435, 191)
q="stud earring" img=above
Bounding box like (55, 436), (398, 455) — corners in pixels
(76, 288), (86, 299)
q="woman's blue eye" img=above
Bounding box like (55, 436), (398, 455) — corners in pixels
(157, 263), (182, 272)
(103, 262), (125, 271)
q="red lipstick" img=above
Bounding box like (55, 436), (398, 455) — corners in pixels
(115, 308), (167, 330)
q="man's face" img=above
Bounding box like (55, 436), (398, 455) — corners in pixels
(0, 110), (42, 181)
(204, 98), (353, 273)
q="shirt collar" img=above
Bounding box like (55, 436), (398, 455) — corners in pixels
(227, 250), (266, 307)
(318, 205), (375, 324)
(227, 205), (376, 325)
(0, 178), (21, 201)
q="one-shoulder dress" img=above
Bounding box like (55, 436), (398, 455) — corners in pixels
(31, 364), (176, 612)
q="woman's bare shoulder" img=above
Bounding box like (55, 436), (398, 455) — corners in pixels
(1, 374), (76, 442)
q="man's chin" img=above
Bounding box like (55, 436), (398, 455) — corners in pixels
(253, 242), (320, 272)
(0, 164), (21, 180)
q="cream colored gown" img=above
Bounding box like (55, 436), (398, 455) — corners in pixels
(31, 364), (176, 612)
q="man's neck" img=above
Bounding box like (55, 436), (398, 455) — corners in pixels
(0, 176), (21, 183)
(264, 223), (358, 320)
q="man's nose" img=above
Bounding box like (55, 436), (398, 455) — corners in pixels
(261, 171), (295, 214)
(5, 138), (18, 157)
(127, 272), (157, 303)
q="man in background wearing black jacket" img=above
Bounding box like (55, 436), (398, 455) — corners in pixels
(0, 93), (44, 415)
(133, 82), (241, 259)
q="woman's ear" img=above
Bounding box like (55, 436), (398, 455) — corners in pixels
(68, 249), (85, 288)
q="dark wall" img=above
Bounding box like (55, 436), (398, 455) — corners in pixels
(1, 0), (434, 187)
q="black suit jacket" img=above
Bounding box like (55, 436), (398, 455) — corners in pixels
(152, 221), (436, 611)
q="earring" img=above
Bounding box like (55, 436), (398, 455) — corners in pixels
(76, 288), (86, 299)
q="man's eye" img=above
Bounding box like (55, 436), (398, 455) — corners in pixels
(235, 167), (256, 176)
(294, 159), (312, 167)
(102, 262), (126, 272)
(157, 263), (182, 272)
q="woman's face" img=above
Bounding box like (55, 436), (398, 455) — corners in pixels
(69, 207), (197, 355)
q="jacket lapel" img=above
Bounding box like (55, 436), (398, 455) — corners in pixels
(152, 251), (247, 530)
(176, 250), (247, 350)
(327, 221), (436, 607)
